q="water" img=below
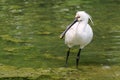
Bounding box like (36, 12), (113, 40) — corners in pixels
(0, 0), (120, 79)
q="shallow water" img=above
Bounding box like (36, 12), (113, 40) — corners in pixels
(0, 0), (120, 79)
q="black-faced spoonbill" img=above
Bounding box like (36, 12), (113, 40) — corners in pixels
(60, 11), (93, 68)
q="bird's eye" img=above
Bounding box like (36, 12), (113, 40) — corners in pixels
(77, 16), (80, 18)
(75, 15), (80, 19)
(76, 16), (80, 18)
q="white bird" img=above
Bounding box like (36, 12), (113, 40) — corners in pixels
(60, 11), (93, 68)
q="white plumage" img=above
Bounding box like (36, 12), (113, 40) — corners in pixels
(60, 11), (93, 68)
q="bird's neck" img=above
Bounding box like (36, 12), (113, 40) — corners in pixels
(76, 21), (88, 32)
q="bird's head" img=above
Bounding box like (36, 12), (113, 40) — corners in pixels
(75, 11), (94, 24)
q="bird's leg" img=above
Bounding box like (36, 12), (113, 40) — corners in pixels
(76, 49), (82, 68)
(65, 48), (70, 67)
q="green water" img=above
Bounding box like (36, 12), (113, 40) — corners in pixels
(0, 0), (120, 80)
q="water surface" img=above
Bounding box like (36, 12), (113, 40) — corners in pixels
(0, 0), (120, 80)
